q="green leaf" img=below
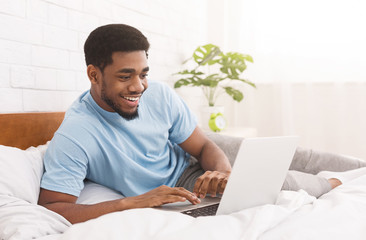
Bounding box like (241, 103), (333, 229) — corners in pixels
(200, 74), (222, 87)
(174, 75), (206, 88)
(224, 86), (244, 102)
(174, 69), (204, 75)
(189, 76), (202, 86)
(201, 79), (218, 87)
(193, 44), (222, 66)
(243, 54), (254, 63)
(174, 79), (190, 88)
(220, 52), (248, 77)
(205, 73), (221, 81)
(227, 76), (257, 88)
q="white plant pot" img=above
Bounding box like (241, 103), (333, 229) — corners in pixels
(200, 106), (225, 131)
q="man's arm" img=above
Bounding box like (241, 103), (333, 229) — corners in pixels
(38, 185), (200, 224)
(179, 127), (232, 198)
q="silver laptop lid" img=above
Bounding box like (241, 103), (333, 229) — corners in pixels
(216, 136), (299, 215)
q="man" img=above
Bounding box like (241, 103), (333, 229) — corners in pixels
(38, 24), (366, 224)
(39, 24), (232, 224)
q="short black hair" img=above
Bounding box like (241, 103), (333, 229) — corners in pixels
(84, 24), (150, 72)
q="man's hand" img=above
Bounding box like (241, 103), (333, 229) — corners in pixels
(193, 170), (230, 198)
(179, 127), (232, 199)
(39, 185), (200, 224)
(126, 185), (201, 209)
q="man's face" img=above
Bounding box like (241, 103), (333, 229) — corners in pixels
(91, 51), (149, 120)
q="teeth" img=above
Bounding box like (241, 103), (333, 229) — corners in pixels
(123, 96), (139, 101)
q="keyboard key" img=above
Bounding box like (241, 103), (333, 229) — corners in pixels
(181, 203), (219, 217)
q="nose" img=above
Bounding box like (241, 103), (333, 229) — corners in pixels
(128, 76), (145, 93)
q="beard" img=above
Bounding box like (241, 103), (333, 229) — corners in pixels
(100, 81), (139, 121)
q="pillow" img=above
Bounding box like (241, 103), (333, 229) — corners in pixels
(0, 143), (48, 204)
(77, 181), (125, 205)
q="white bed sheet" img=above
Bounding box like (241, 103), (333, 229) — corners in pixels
(32, 175), (366, 240)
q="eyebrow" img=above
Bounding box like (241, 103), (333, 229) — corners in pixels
(117, 67), (149, 74)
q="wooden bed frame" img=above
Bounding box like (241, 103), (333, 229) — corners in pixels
(0, 112), (65, 149)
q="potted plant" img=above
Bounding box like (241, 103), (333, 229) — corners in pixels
(174, 43), (255, 131)
(174, 43), (256, 107)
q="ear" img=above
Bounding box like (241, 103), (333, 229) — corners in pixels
(87, 64), (99, 84)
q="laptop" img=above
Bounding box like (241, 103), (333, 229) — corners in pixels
(157, 136), (299, 217)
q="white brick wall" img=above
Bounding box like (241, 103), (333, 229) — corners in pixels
(0, 64), (10, 88)
(0, 0), (27, 17)
(0, 39), (32, 65)
(0, 88), (23, 112)
(0, 0), (208, 113)
(10, 65), (35, 88)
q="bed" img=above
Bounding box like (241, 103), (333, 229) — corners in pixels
(1, 112), (366, 240)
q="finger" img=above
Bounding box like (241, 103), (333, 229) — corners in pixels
(145, 194), (187, 208)
(163, 195), (187, 204)
(208, 174), (222, 197)
(218, 177), (228, 194)
(193, 171), (211, 196)
(171, 187), (201, 204)
(208, 172), (228, 196)
(155, 185), (200, 204)
(197, 172), (215, 198)
(192, 181), (201, 197)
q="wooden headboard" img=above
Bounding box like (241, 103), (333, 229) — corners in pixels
(0, 112), (65, 150)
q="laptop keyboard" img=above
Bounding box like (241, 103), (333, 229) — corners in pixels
(181, 203), (219, 218)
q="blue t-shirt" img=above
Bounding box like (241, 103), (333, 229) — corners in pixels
(41, 81), (197, 197)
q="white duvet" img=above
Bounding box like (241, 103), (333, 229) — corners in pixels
(2, 144), (365, 240)
(25, 175), (366, 240)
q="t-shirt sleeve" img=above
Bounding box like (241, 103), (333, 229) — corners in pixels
(40, 133), (88, 197)
(167, 85), (198, 144)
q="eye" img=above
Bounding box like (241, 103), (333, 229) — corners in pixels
(140, 73), (148, 79)
(118, 75), (131, 81)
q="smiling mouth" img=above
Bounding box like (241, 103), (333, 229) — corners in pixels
(122, 96), (140, 102)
